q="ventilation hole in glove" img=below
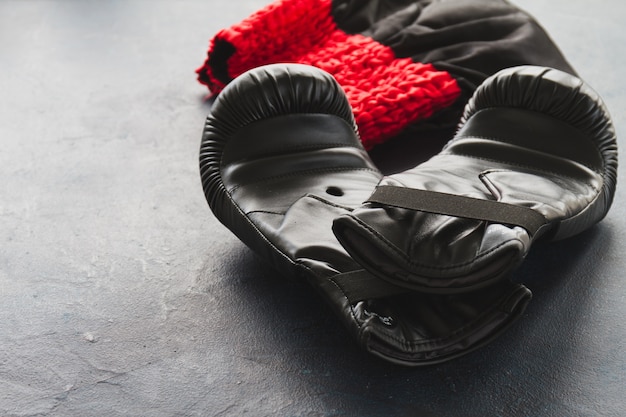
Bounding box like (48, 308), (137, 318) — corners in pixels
(326, 186), (344, 197)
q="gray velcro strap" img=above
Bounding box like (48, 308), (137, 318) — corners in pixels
(367, 185), (547, 237)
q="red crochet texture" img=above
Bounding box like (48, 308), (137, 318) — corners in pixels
(196, 0), (461, 149)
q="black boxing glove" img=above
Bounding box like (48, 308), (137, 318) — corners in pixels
(333, 66), (618, 294)
(199, 63), (532, 366)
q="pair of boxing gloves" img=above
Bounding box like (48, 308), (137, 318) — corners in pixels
(199, 63), (617, 366)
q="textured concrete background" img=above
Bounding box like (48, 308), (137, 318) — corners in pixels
(1, 1), (624, 416)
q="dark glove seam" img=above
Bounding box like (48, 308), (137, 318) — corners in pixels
(246, 209), (285, 216)
(480, 168), (601, 200)
(245, 195), (354, 216)
(450, 133), (604, 175)
(453, 152), (601, 197)
(227, 167), (380, 193)
(222, 142), (365, 166)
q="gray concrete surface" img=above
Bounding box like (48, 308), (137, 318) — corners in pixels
(1, 1), (625, 416)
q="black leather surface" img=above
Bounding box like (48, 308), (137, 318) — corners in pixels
(333, 66), (617, 293)
(1, 1), (625, 416)
(199, 63), (533, 366)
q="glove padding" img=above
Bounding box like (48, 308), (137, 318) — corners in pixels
(199, 63), (532, 366)
(333, 66), (618, 294)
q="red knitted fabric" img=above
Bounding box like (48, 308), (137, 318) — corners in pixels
(196, 0), (461, 149)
